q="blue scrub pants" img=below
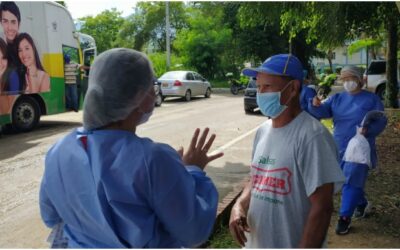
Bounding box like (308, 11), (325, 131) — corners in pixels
(339, 161), (369, 218)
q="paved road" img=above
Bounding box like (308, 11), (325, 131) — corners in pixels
(0, 93), (266, 248)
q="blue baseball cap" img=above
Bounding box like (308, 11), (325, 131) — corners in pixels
(64, 54), (71, 63)
(242, 54), (304, 82)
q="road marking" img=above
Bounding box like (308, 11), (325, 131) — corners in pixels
(210, 123), (263, 155)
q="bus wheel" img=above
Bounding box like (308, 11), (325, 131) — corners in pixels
(12, 96), (41, 132)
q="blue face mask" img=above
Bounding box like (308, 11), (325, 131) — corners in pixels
(256, 82), (292, 119)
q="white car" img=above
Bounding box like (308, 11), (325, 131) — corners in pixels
(363, 60), (400, 100)
(159, 71), (212, 101)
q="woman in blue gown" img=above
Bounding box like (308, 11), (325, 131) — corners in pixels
(39, 48), (224, 248)
(308, 65), (387, 235)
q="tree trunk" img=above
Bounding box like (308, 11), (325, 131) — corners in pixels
(327, 50), (333, 73)
(384, 13), (399, 108)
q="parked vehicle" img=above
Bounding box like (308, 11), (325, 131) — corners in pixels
(0, 2), (96, 132)
(363, 60), (400, 100)
(154, 78), (163, 107)
(243, 78), (258, 113)
(226, 72), (246, 95)
(159, 71), (212, 101)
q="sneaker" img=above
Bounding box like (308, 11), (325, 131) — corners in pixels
(335, 216), (351, 235)
(354, 201), (371, 218)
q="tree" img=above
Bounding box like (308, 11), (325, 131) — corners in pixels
(348, 38), (383, 60)
(174, 6), (231, 79)
(381, 3), (399, 108)
(241, 2), (399, 107)
(148, 53), (184, 77)
(115, 2), (188, 52)
(238, 2), (322, 72)
(223, 2), (288, 70)
(79, 9), (124, 53)
(341, 2), (399, 108)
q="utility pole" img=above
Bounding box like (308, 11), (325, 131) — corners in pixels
(166, 1), (171, 70)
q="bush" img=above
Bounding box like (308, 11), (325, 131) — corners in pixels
(148, 53), (185, 77)
(319, 73), (337, 87)
(317, 73), (337, 99)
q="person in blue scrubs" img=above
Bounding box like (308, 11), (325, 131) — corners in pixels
(39, 48), (224, 248)
(308, 65), (386, 235)
(300, 70), (317, 117)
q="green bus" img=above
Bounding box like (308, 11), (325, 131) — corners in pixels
(0, 1), (96, 132)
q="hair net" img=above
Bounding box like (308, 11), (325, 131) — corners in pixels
(339, 65), (362, 83)
(83, 48), (154, 130)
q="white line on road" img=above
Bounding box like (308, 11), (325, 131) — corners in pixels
(209, 123), (263, 155)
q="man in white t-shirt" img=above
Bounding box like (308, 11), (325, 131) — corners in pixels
(229, 54), (345, 248)
(64, 54), (89, 112)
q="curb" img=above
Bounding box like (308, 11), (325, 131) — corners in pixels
(211, 88), (231, 94)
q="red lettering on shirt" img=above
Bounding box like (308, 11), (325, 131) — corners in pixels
(251, 166), (292, 195)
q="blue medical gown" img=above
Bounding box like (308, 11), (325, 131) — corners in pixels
(39, 128), (218, 248)
(300, 85), (317, 113)
(307, 90), (385, 167)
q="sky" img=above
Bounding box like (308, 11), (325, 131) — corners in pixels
(65, 0), (138, 19)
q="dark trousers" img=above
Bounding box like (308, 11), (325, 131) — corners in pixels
(66, 84), (78, 111)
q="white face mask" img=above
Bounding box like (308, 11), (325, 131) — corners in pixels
(137, 87), (155, 125)
(344, 80), (358, 92)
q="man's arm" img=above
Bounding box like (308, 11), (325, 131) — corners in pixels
(298, 183), (334, 248)
(79, 65), (90, 70)
(229, 180), (252, 247)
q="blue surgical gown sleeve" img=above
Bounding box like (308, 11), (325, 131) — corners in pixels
(361, 110), (387, 138)
(39, 147), (62, 228)
(147, 144), (218, 247)
(307, 94), (336, 119)
(301, 86), (317, 112)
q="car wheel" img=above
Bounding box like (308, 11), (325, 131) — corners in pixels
(155, 93), (163, 107)
(12, 96), (41, 132)
(245, 108), (253, 114)
(376, 84), (385, 100)
(231, 85), (239, 95)
(204, 88), (211, 98)
(184, 90), (191, 102)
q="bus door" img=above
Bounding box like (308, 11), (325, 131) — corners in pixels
(62, 45), (81, 109)
(81, 48), (96, 99)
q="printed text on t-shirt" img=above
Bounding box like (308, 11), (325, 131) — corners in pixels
(251, 165), (292, 195)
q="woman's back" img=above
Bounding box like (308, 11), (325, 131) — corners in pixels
(40, 128), (218, 248)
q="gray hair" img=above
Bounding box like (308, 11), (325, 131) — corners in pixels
(83, 48), (154, 130)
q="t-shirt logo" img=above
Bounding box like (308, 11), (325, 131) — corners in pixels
(251, 166), (292, 195)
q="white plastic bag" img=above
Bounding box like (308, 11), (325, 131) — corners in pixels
(343, 133), (371, 168)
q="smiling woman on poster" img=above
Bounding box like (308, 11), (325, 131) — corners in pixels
(15, 32), (50, 93)
(0, 37), (19, 95)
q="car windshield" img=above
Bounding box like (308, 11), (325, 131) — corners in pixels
(159, 71), (186, 80)
(247, 79), (257, 88)
(367, 61), (386, 75)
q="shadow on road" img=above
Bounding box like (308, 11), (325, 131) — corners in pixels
(206, 161), (250, 202)
(0, 120), (82, 160)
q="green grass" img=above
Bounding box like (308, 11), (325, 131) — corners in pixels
(206, 226), (240, 248)
(321, 118), (333, 133)
(211, 79), (230, 88)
